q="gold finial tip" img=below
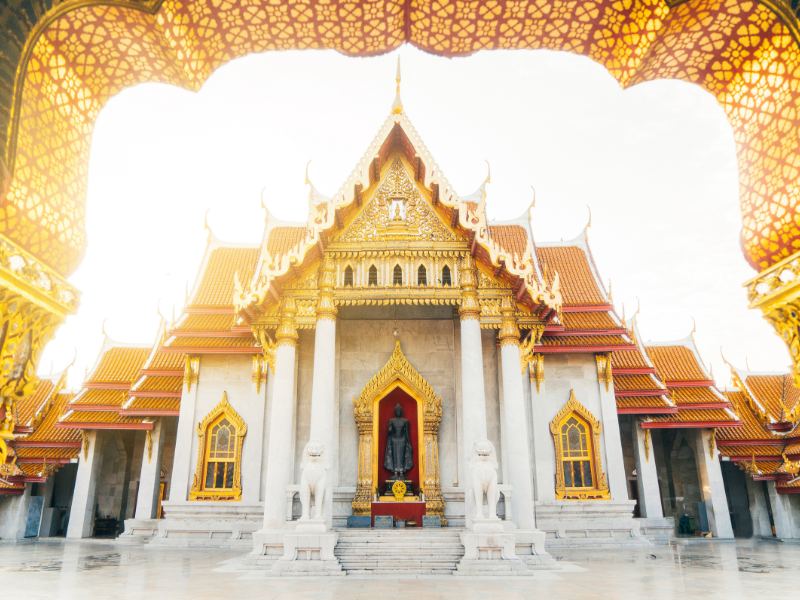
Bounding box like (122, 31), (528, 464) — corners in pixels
(391, 56), (403, 115)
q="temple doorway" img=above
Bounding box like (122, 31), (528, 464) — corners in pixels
(721, 461), (754, 538)
(377, 387), (420, 496)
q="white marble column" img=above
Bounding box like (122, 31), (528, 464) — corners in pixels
(767, 481), (797, 539)
(632, 422), (663, 519)
(595, 354), (629, 502)
(498, 297), (536, 530)
(458, 256), (488, 525)
(66, 430), (103, 538)
(0, 483), (33, 540)
(693, 429), (734, 538)
(261, 298), (299, 530)
(308, 259), (337, 527)
(169, 356), (199, 502)
(528, 355), (554, 504)
(745, 476), (772, 538)
(134, 420), (165, 519)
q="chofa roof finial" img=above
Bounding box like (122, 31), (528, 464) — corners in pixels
(391, 56), (403, 115)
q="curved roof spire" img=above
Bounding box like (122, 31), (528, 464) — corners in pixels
(391, 56), (403, 115)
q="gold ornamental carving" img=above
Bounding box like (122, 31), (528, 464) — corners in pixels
(746, 250), (800, 388)
(498, 296), (520, 347)
(183, 356), (199, 392)
(458, 254), (481, 320)
(316, 258), (337, 321)
(275, 297), (299, 347)
(352, 340), (444, 520)
(190, 392), (247, 501)
(550, 390), (610, 501)
(595, 353), (613, 392)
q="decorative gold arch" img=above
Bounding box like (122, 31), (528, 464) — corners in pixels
(550, 389), (610, 501)
(190, 391), (247, 501)
(352, 339), (444, 520)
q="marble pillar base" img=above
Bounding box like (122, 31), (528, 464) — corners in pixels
(272, 531), (343, 576)
(118, 519), (159, 542)
(456, 520), (529, 575)
(535, 500), (651, 549)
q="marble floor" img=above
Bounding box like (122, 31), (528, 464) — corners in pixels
(0, 538), (797, 599)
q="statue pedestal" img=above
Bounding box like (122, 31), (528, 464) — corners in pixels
(270, 529), (343, 576)
(456, 519), (527, 576)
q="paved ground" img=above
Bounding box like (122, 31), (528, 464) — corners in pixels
(0, 538), (797, 599)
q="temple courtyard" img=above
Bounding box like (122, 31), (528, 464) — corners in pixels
(0, 539), (797, 599)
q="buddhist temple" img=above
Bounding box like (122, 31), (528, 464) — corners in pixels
(1, 84), (798, 575)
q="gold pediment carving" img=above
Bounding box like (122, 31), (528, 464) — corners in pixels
(335, 157), (458, 244)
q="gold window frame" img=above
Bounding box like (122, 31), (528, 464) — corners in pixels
(550, 390), (610, 500)
(190, 392), (247, 501)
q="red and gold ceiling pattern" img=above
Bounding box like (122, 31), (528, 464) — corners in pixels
(1, 0), (799, 274)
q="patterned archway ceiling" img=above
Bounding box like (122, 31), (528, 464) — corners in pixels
(1, 0), (799, 275)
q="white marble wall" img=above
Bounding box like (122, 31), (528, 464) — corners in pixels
(172, 354), (268, 505)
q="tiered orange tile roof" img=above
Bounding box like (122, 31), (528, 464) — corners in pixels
(58, 343), (152, 431)
(641, 338), (739, 429)
(10, 390), (80, 488)
(488, 225), (528, 258)
(717, 368), (800, 492)
(14, 378), (56, 434)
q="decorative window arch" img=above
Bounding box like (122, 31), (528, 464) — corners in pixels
(368, 264), (378, 286)
(393, 264), (403, 286)
(417, 264), (427, 286)
(190, 392), (247, 501)
(343, 265), (354, 287)
(549, 390), (609, 500)
(441, 265), (452, 286)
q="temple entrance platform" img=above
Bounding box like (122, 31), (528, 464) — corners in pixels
(2, 538), (799, 597)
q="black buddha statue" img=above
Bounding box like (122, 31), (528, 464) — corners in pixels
(384, 403), (413, 480)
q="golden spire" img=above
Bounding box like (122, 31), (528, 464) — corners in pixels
(391, 56), (403, 115)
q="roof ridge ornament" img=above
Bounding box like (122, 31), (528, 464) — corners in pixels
(391, 56), (403, 115)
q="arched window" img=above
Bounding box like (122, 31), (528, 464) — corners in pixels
(441, 265), (452, 286)
(393, 264), (403, 286)
(417, 264), (427, 286)
(190, 392), (247, 501)
(343, 265), (354, 287)
(368, 265), (378, 286)
(549, 390), (609, 500)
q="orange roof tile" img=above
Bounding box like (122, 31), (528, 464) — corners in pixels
(122, 397), (180, 415)
(785, 440), (800, 454)
(172, 313), (235, 333)
(560, 312), (619, 330)
(267, 227), (307, 258)
(58, 410), (149, 428)
(23, 394), (81, 444)
(88, 346), (150, 384)
(16, 379), (56, 428)
(646, 345), (710, 383)
(192, 246), (259, 307)
(614, 374), (665, 392)
(165, 336), (257, 349)
(717, 391), (772, 441)
(611, 346), (652, 371)
(717, 445), (784, 458)
(670, 387), (728, 406)
(131, 376), (182, 394)
(145, 348), (185, 372)
(644, 408), (739, 427)
(616, 396), (674, 410)
(744, 374), (800, 421)
(16, 447), (79, 460)
(540, 334), (632, 347)
(488, 225), (528, 257)
(71, 389), (127, 407)
(536, 246), (606, 306)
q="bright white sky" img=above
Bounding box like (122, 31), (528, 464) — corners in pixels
(39, 47), (790, 387)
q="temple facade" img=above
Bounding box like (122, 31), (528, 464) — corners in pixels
(1, 93), (799, 573)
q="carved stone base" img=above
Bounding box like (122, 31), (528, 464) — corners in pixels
(456, 528), (528, 575)
(271, 531), (343, 576)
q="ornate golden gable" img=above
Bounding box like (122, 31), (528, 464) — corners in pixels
(352, 340), (444, 520)
(335, 157), (458, 244)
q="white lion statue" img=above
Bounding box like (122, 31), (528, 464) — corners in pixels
(299, 441), (328, 521)
(470, 439), (499, 520)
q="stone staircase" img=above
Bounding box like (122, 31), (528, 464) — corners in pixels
(334, 528), (465, 575)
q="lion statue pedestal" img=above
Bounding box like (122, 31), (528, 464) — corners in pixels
(456, 440), (527, 576)
(272, 442), (343, 576)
